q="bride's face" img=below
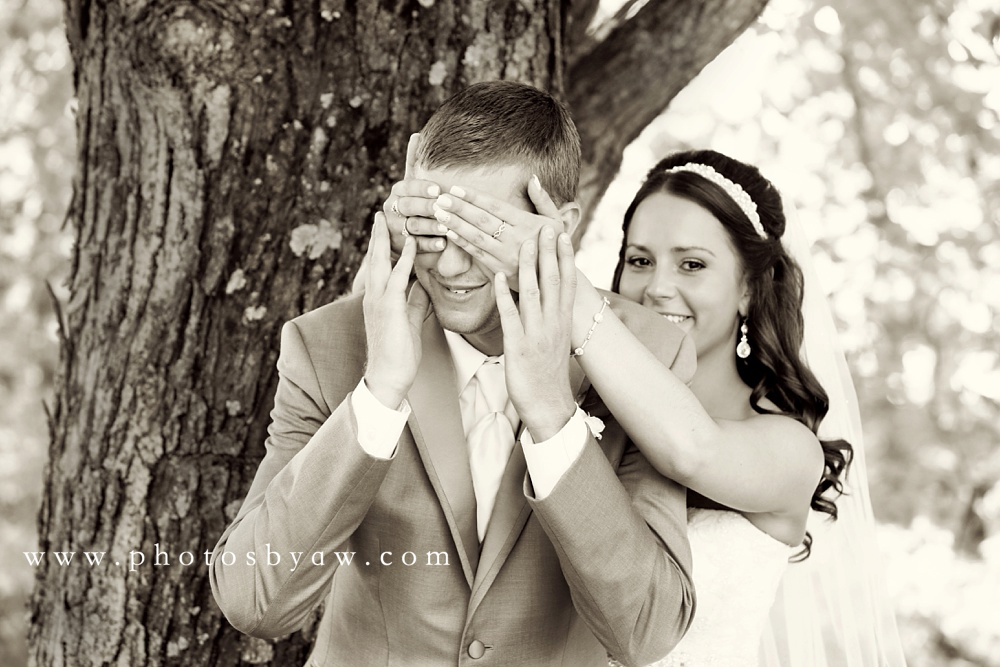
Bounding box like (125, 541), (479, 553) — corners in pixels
(617, 191), (749, 360)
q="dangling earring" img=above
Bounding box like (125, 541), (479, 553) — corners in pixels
(736, 319), (751, 359)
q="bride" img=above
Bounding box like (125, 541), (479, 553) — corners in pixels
(384, 140), (906, 666)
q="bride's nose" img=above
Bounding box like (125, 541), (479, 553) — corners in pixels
(644, 266), (679, 301)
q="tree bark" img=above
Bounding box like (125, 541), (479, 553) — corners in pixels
(568, 0), (769, 237)
(32, 0), (762, 664)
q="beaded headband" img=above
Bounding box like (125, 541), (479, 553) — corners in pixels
(663, 163), (767, 239)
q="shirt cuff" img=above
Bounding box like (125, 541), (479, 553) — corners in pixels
(521, 407), (589, 500)
(352, 378), (411, 460)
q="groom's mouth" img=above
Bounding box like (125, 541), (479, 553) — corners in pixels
(437, 282), (489, 300)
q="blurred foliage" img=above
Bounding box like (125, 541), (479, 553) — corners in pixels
(3, 0), (999, 665)
(0, 0), (73, 664)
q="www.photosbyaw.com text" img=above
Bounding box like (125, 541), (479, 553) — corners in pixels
(24, 544), (451, 572)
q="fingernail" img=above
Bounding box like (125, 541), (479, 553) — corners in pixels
(543, 226), (555, 239)
(446, 230), (458, 240)
(496, 272), (507, 283)
(427, 184), (440, 197)
(559, 233), (571, 245)
(437, 194), (453, 209)
(449, 185), (465, 198)
(434, 239), (446, 251)
(531, 174), (540, 189)
(436, 224), (448, 234)
(434, 209), (451, 223)
(525, 241), (535, 254)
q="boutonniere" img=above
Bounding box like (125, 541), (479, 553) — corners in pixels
(582, 412), (605, 440)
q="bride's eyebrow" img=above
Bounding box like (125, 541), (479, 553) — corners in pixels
(672, 245), (716, 256)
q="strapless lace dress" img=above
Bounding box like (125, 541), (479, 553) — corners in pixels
(646, 508), (795, 667)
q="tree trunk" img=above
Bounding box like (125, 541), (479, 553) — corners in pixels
(32, 0), (763, 664)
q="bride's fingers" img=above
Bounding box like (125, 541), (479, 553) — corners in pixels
(414, 235), (447, 253)
(384, 209), (436, 256)
(437, 208), (502, 255)
(398, 216), (448, 237)
(385, 179), (442, 221)
(434, 189), (511, 235)
(527, 174), (561, 219)
(441, 228), (502, 274)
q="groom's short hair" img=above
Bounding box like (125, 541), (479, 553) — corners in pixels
(417, 81), (581, 206)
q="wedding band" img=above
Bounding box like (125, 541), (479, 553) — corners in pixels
(391, 198), (402, 218)
(492, 220), (507, 240)
(401, 217), (411, 237)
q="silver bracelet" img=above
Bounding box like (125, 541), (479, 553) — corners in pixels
(571, 297), (610, 357)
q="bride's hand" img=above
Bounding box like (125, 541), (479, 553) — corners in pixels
(381, 133), (448, 255)
(432, 175), (565, 290)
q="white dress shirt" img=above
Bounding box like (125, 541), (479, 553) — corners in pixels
(351, 332), (589, 502)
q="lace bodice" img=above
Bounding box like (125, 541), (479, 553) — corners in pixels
(649, 508), (795, 667)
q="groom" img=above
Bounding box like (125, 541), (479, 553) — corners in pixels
(210, 81), (695, 666)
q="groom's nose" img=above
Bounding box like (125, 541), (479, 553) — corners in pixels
(434, 240), (474, 278)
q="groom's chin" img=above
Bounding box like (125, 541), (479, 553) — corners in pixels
(427, 292), (496, 334)
(433, 307), (496, 337)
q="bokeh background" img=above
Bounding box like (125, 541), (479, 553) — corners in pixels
(2, 0), (998, 665)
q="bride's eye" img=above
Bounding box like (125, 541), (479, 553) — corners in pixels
(626, 255), (652, 268)
(680, 259), (705, 272)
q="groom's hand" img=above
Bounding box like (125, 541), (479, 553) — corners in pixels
(363, 213), (431, 408)
(494, 225), (577, 441)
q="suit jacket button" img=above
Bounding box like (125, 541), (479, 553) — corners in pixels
(468, 640), (486, 659)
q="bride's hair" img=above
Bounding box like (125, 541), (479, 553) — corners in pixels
(611, 149), (853, 559)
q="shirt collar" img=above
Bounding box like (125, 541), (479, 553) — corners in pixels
(443, 329), (503, 393)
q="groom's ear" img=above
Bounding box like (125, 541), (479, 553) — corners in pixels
(559, 201), (581, 237)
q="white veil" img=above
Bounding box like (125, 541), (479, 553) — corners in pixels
(758, 201), (908, 666)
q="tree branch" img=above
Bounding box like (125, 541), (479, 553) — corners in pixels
(564, 0), (601, 66)
(568, 0), (769, 238)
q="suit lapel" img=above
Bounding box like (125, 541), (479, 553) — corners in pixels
(406, 315), (480, 586)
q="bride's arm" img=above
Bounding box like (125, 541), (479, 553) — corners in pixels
(569, 273), (823, 514)
(437, 186), (822, 515)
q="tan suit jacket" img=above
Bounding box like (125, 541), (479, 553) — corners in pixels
(210, 292), (696, 666)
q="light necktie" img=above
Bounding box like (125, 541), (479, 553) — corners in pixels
(465, 358), (516, 542)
